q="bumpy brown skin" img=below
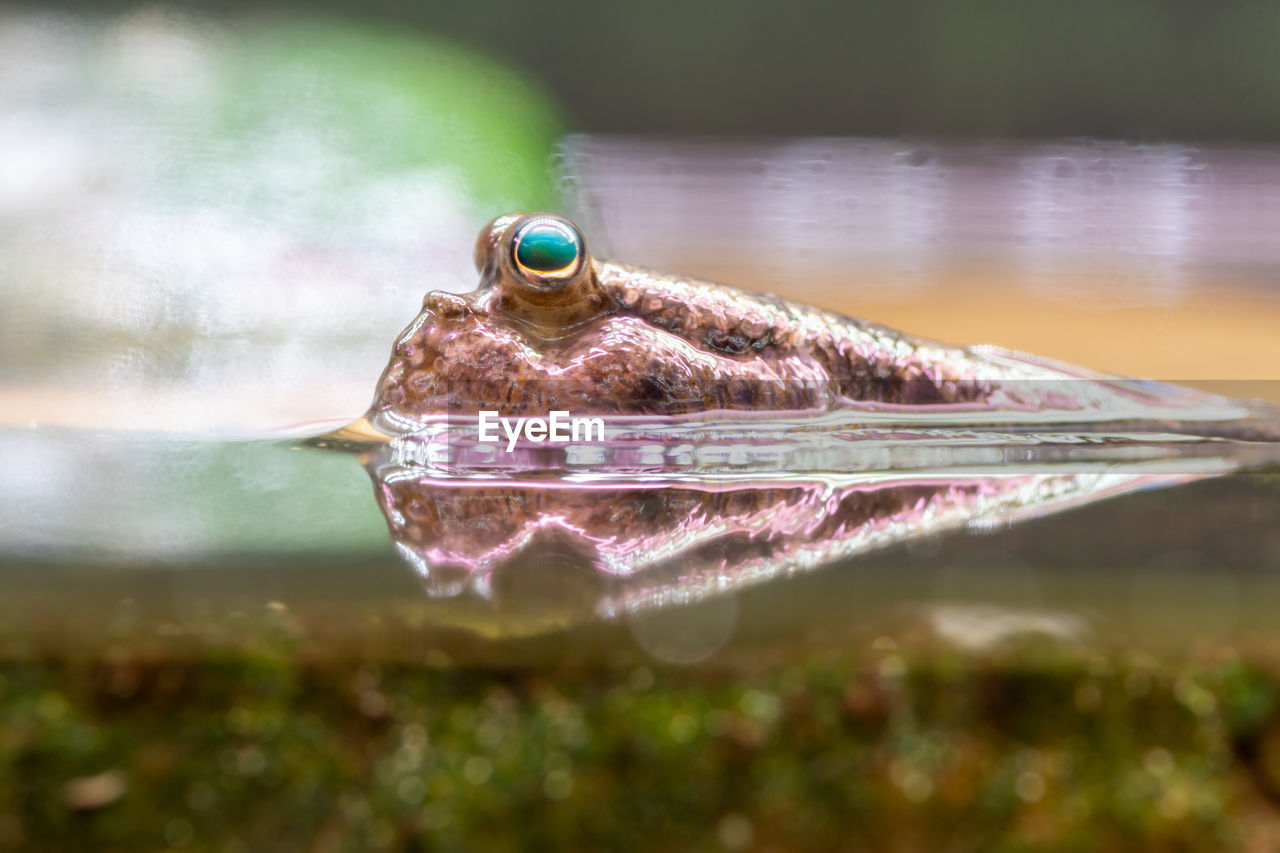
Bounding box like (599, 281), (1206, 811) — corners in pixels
(367, 213), (1014, 430)
(364, 212), (1280, 440)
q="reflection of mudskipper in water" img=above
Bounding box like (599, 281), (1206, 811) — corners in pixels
(361, 441), (1244, 630)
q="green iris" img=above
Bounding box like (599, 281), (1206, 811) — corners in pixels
(514, 221), (580, 277)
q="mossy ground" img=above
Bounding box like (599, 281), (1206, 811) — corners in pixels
(5, 643), (1280, 851)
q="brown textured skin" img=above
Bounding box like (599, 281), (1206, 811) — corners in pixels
(366, 213), (1031, 428)
(363, 212), (1280, 439)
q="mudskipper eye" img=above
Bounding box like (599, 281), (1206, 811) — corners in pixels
(511, 216), (584, 285)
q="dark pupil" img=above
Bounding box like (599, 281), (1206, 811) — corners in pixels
(515, 226), (578, 273)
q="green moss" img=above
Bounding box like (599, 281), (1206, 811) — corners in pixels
(2, 648), (1277, 850)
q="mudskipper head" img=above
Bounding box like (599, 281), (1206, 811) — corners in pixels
(365, 213), (620, 432)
